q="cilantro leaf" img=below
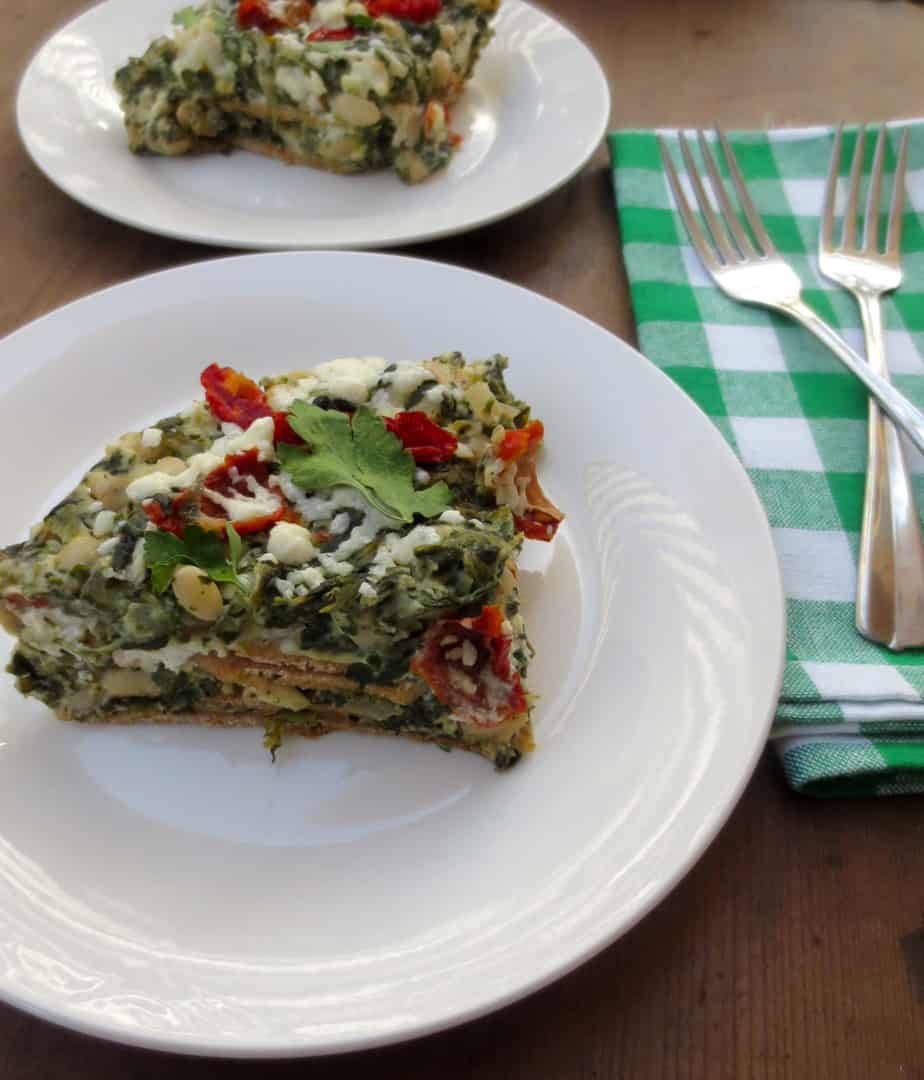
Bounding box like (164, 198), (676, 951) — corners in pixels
(144, 531), (188, 594)
(172, 5), (198, 27)
(347, 13), (376, 29)
(280, 402), (452, 523)
(351, 407), (453, 520)
(144, 525), (247, 595)
(225, 522), (243, 573)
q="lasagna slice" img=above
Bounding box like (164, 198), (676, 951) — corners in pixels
(114, 0), (499, 183)
(0, 354), (562, 769)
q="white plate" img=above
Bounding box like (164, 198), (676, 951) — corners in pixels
(0, 252), (784, 1057)
(15, 0), (610, 250)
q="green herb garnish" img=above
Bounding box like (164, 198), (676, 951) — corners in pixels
(172, 6), (198, 28)
(144, 523), (247, 594)
(347, 13), (376, 30)
(278, 402), (452, 522)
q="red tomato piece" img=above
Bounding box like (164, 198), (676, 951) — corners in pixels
(307, 26), (356, 40)
(4, 593), (50, 611)
(201, 363), (274, 429)
(497, 419), (544, 462)
(199, 449), (287, 535)
(237, 0), (285, 31)
(199, 364), (303, 446)
(273, 412), (302, 444)
(367, 0), (441, 21)
(384, 411), (458, 464)
(141, 492), (192, 537)
(410, 604), (528, 728)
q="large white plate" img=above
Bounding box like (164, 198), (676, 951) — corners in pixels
(0, 253), (783, 1057)
(15, 0), (610, 250)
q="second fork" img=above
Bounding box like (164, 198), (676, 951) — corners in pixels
(819, 125), (924, 649)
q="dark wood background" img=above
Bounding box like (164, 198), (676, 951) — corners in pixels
(2, 0), (924, 1076)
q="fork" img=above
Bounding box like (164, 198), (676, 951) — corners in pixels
(818, 125), (924, 649)
(658, 129), (924, 460)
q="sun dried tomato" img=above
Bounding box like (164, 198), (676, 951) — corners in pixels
(237, 0), (285, 32)
(4, 593), (50, 611)
(384, 411), (458, 464)
(200, 364), (301, 445)
(306, 26), (356, 40)
(201, 364), (273, 429)
(367, 0), (442, 21)
(141, 492), (193, 537)
(410, 604), (528, 727)
(497, 419), (544, 462)
(511, 512), (554, 541)
(282, 0), (313, 26)
(199, 449), (287, 535)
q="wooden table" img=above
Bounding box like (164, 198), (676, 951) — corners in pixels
(2, 0), (924, 1075)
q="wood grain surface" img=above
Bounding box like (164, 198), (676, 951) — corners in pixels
(2, 0), (924, 1076)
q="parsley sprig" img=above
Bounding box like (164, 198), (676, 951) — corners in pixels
(278, 402), (452, 522)
(144, 523), (247, 594)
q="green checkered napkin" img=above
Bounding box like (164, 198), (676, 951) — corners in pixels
(609, 123), (924, 797)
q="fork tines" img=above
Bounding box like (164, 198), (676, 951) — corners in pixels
(821, 123), (909, 258)
(658, 128), (777, 266)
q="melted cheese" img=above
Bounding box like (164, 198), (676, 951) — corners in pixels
(126, 417), (276, 502)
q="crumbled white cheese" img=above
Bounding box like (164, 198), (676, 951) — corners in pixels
(420, 384), (450, 416)
(415, 468), (430, 486)
(330, 512), (351, 535)
(141, 427), (163, 449)
(311, 0), (348, 30)
(276, 65), (327, 110)
(126, 416), (276, 502)
(311, 356), (389, 405)
(368, 525), (441, 581)
(439, 509), (465, 525)
(319, 553), (353, 576)
(289, 566), (324, 591)
(172, 20), (235, 87)
(266, 357), (388, 411)
(266, 522), (317, 565)
(275, 578), (296, 600)
(369, 362), (437, 416)
(92, 510), (117, 537)
(358, 581), (378, 600)
(343, 52), (392, 97)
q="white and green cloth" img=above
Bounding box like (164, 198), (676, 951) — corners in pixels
(609, 123), (924, 797)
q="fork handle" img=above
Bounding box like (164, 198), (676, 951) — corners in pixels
(853, 293), (924, 649)
(781, 298), (924, 457)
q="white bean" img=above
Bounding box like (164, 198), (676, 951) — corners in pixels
(102, 668), (161, 698)
(154, 456), (186, 476)
(172, 565), (223, 622)
(332, 93), (381, 128)
(86, 470), (128, 510)
(56, 534), (100, 571)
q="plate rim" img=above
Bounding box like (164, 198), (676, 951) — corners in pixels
(14, 0), (612, 250)
(0, 251), (786, 1058)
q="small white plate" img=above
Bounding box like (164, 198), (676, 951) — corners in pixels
(15, 0), (610, 250)
(0, 253), (784, 1057)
